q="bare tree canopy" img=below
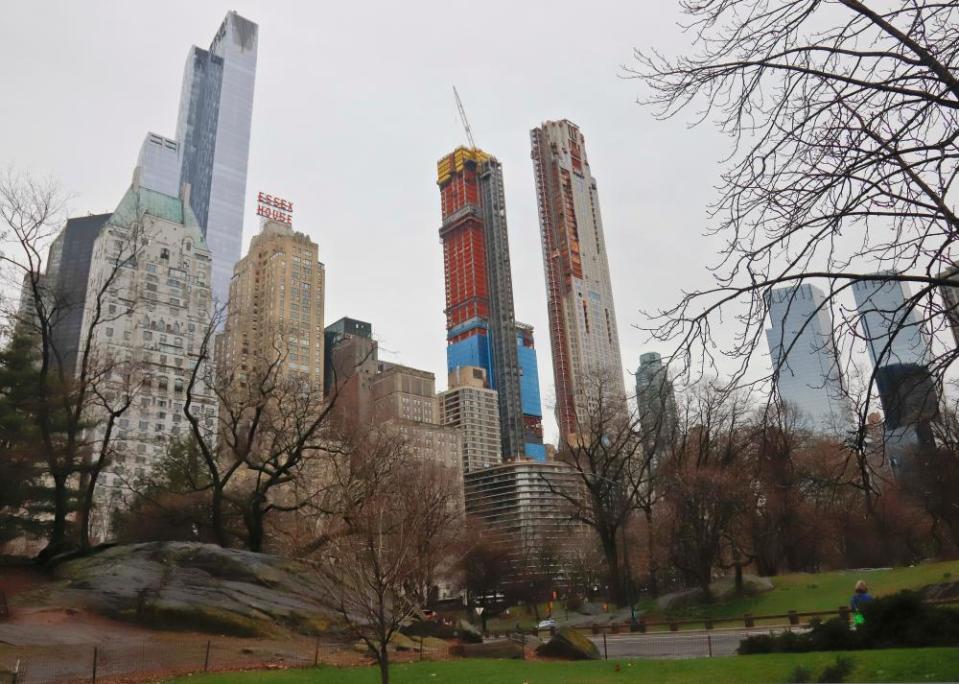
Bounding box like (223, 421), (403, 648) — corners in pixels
(629, 1), (959, 416)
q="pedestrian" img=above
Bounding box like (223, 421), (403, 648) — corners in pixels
(850, 580), (873, 628)
(850, 580), (873, 612)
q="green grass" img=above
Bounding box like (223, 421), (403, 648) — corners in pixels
(658, 558), (959, 621)
(486, 559), (959, 632)
(167, 648), (959, 683)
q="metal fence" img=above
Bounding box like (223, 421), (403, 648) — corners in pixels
(590, 627), (794, 660)
(3, 636), (450, 684)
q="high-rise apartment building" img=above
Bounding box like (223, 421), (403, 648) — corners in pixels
(176, 11), (258, 307)
(530, 120), (626, 443)
(853, 276), (939, 468)
(80, 156), (217, 527)
(464, 459), (586, 574)
(219, 219), (325, 385)
(439, 366), (503, 473)
(635, 352), (679, 453)
(325, 325), (463, 475)
(437, 147), (526, 459)
(40, 213), (112, 378)
(764, 284), (850, 434)
(516, 323), (545, 461)
(323, 316), (373, 395)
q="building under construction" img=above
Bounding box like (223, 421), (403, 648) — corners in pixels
(438, 147), (538, 460)
(531, 120), (626, 444)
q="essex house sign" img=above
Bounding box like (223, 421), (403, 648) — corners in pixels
(256, 191), (293, 225)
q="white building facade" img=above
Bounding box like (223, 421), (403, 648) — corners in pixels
(530, 120), (626, 442)
(81, 167), (217, 528)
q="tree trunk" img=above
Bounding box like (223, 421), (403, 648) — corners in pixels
(211, 486), (228, 547)
(49, 471), (70, 552)
(377, 646), (390, 684)
(245, 504), (264, 553)
(734, 562), (744, 594)
(599, 531), (623, 606)
(78, 469), (101, 551)
(643, 506), (659, 597)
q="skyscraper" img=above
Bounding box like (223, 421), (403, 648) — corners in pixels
(437, 147), (525, 458)
(635, 352), (679, 453)
(764, 284), (850, 434)
(516, 323), (545, 461)
(219, 218), (325, 386)
(530, 120), (626, 443)
(439, 366), (503, 473)
(324, 316), (373, 396)
(81, 152), (217, 532)
(853, 276), (939, 467)
(41, 212), (111, 378)
(176, 11), (258, 307)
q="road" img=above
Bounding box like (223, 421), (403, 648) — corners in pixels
(588, 627), (799, 659)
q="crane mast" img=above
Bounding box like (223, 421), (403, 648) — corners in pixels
(453, 85), (477, 150)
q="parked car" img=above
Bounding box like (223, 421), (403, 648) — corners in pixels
(537, 618), (557, 630)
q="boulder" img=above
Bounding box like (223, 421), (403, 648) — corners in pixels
(390, 632), (417, 652)
(536, 627), (600, 660)
(920, 581), (959, 602)
(48, 542), (334, 637)
(456, 618), (483, 643)
(656, 575), (774, 612)
(401, 617), (457, 639)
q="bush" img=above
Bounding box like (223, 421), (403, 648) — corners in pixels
(859, 590), (959, 648)
(817, 655), (854, 683)
(738, 618), (861, 654)
(738, 591), (959, 655)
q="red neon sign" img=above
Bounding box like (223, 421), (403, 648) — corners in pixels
(256, 192), (294, 225)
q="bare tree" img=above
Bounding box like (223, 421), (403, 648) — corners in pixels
(0, 170), (142, 555)
(547, 372), (650, 606)
(660, 381), (754, 595)
(628, 1), (959, 458)
(312, 428), (453, 684)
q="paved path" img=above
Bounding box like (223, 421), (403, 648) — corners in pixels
(589, 627), (799, 659)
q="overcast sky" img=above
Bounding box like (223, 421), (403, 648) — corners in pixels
(0, 1), (737, 444)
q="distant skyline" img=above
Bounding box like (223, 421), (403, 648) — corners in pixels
(0, 1), (734, 443)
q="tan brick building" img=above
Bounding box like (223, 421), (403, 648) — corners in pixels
(219, 219), (325, 385)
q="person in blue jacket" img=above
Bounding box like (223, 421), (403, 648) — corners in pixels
(850, 580), (873, 613)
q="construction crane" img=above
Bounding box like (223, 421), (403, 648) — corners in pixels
(453, 85), (477, 150)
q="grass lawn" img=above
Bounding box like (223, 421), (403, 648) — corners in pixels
(658, 558), (959, 621)
(167, 648), (959, 684)
(486, 559), (959, 632)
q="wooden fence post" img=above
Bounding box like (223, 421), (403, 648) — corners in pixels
(91, 646), (98, 684)
(204, 640), (211, 672)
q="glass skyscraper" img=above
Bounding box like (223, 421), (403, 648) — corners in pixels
(853, 276), (939, 468)
(635, 352), (679, 455)
(765, 284), (850, 434)
(175, 11), (258, 308)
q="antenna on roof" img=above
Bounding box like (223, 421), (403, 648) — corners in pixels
(453, 85), (477, 150)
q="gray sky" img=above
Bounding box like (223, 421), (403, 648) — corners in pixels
(0, 1), (734, 443)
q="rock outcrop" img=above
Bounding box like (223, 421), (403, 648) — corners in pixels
(48, 542), (334, 637)
(535, 626), (600, 660)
